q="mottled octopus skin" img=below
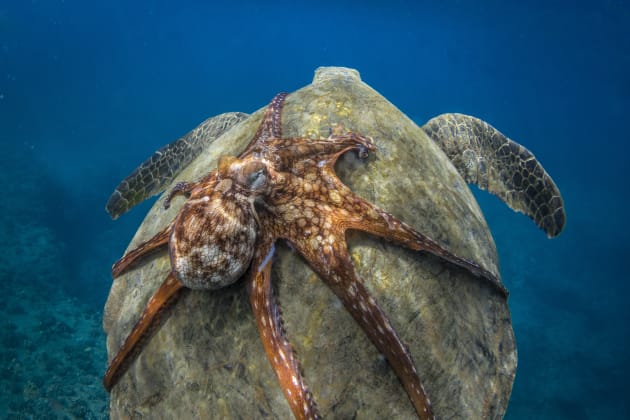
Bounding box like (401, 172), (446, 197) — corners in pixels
(104, 93), (507, 420)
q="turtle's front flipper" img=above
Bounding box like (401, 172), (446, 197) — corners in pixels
(422, 114), (565, 237)
(106, 112), (249, 219)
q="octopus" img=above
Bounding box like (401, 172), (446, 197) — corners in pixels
(102, 92), (517, 420)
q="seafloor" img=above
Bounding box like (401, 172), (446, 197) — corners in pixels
(0, 280), (108, 418)
(0, 149), (108, 419)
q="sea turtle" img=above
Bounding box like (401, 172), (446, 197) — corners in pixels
(103, 67), (564, 419)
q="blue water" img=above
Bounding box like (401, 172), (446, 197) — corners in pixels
(1, 0), (627, 418)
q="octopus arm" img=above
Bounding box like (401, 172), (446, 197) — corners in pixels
(287, 235), (435, 420)
(340, 198), (508, 297)
(273, 133), (375, 174)
(240, 93), (288, 157)
(247, 240), (321, 420)
(103, 272), (185, 391)
(111, 221), (172, 277)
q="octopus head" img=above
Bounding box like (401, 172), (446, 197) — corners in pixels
(218, 156), (271, 195)
(169, 156), (274, 290)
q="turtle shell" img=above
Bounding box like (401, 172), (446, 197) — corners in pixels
(104, 67), (516, 419)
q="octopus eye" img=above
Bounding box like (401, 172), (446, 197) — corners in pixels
(234, 159), (270, 192)
(246, 168), (268, 191)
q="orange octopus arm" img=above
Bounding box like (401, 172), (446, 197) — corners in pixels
(103, 272), (185, 390)
(286, 232), (435, 420)
(112, 223), (172, 277)
(247, 241), (321, 420)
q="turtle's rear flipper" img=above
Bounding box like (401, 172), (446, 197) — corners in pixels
(106, 112), (249, 219)
(422, 113), (565, 237)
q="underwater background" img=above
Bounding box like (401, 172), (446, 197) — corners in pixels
(0, 0), (627, 418)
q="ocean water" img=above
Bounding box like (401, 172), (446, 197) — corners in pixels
(0, 0), (627, 418)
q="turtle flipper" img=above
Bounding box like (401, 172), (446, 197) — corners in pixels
(106, 112), (249, 219)
(422, 113), (565, 237)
